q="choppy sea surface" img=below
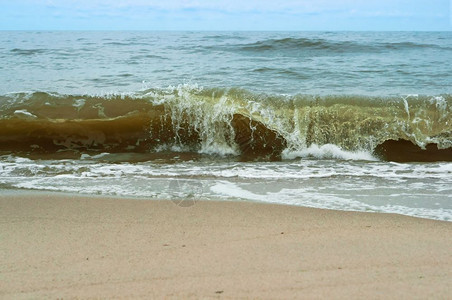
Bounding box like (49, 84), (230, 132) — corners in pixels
(0, 31), (451, 220)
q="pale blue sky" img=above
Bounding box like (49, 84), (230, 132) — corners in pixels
(0, 0), (450, 31)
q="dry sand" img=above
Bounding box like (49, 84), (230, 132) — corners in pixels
(0, 192), (451, 299)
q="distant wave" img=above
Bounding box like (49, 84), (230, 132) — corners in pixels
(0, 86), (451, 162)
(8, 35), (452, 60)
(233, 38), (451, 55)
(252, 67), (309, 79)
(382, 41), (445, 50)
(10, 48), (47, 56)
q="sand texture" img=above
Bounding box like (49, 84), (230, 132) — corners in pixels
(1, 193), (451, 299)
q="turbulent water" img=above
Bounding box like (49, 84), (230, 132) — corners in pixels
(1, 31), (451, 220)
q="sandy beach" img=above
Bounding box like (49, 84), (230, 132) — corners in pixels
(0, 192), (451, 299)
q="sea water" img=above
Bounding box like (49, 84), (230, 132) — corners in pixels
(0, 31), (451, 220)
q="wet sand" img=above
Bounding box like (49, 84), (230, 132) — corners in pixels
(0, 192), (451, 299)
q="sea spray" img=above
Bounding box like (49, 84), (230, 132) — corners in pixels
(149, 84), (240, 156)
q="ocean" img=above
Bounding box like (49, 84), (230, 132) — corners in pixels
(0, 31), (451, 221)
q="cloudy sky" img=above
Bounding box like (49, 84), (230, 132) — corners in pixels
(1, 0), (450, 30)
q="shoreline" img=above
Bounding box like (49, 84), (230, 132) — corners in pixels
(1, 192), (451, 298)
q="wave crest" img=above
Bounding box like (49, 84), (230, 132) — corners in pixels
(234, 37), (452, 56)
(0, 86), (451, 162)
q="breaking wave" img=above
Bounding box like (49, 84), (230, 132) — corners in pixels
(0, 85), (451, 162)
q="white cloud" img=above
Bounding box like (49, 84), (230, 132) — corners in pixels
(2, 0), (449, 30)
(14, 0), (382, 13)
(11, 0), (448, 17)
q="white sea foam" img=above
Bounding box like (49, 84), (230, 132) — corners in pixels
(13, 109), (37, 119)
(80, 152), (110, 160)
(210, 181), (267, 201)
(1, 154), (451, 221)
(73, 98), (86, 111)
(282, 144), (378, 161)
(208, 180), (452, 221)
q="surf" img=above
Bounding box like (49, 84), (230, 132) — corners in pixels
(0, 85), (450, 162)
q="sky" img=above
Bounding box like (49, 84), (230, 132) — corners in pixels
(0, 0), (450, 31)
